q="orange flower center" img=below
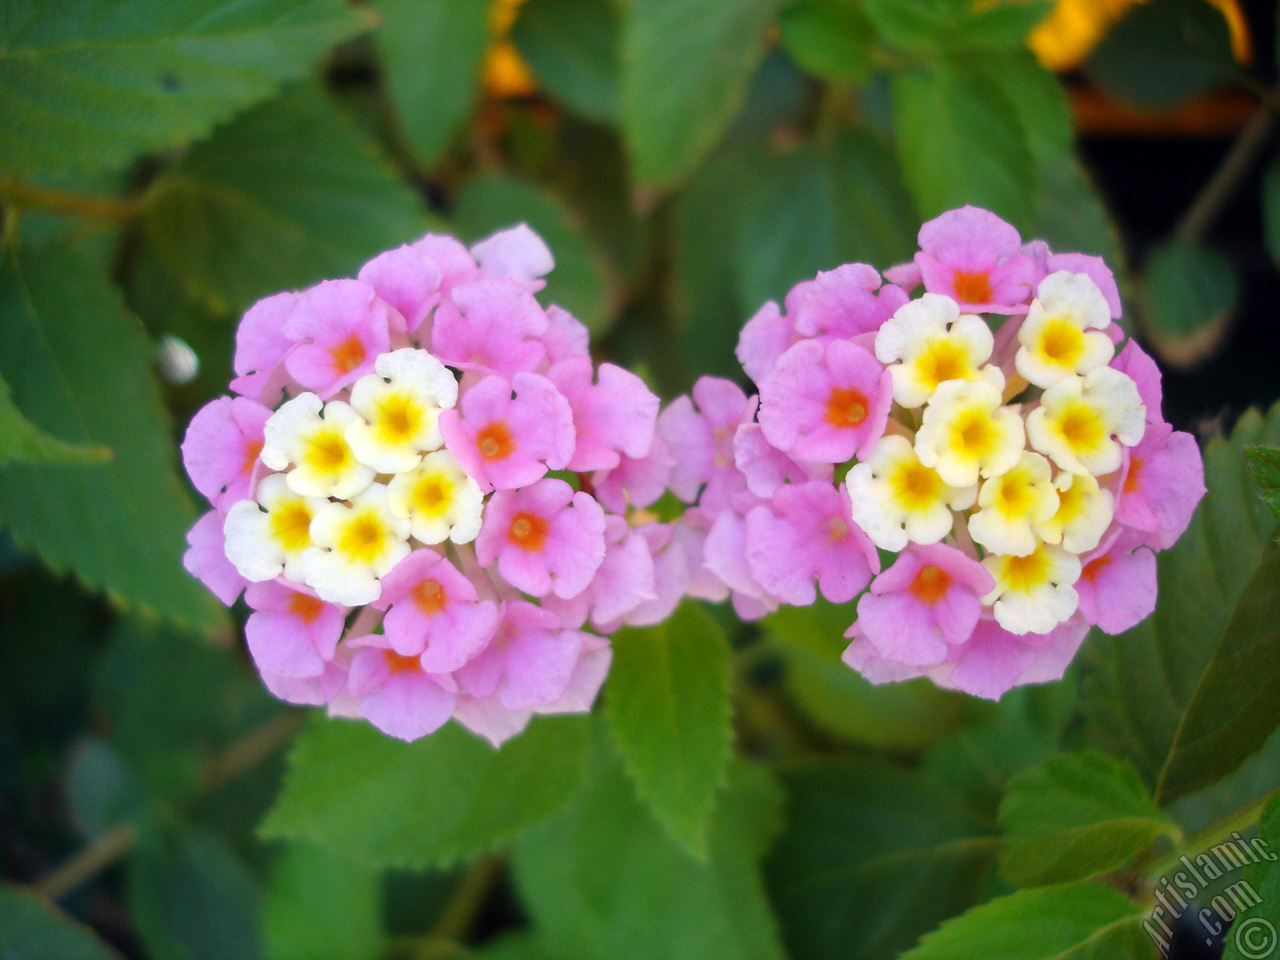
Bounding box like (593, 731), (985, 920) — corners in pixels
(287, 592), (325, 624)
(1124, 457), (1143, 495)
(952, 269), (993, 305)
(384, 651), (421, 674)
(825, 387), (869, 428)
(1081, 554), (1111, 583)
(909, 565), (951, 604)
(242, 438), (264, 476)
(413, 578), (448, 615)
(508, 511), (549, 551)
(330, 334), (367, 374)
(477, 421), (514, 461)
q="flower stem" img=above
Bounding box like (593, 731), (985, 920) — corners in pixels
(0, 176), (140, 222)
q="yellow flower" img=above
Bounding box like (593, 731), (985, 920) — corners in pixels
(875, 293), (995, 408)
(1015, 271), (1114, 389)
(983, 540), (1082, 635)
(915, 374), (1026, 488)
(387, 450), (485, 545)
(1026, 367), (1144, 476)
(847, 435), (977, 551)
(967, 451), (1060, 557)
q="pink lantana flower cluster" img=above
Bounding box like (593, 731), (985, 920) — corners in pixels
(181, 225), (666, 743)
(664, 206), (1206, 700)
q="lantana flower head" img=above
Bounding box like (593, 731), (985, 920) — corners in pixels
(183, 224), (667, 744)
(662, 206), (1204, 701)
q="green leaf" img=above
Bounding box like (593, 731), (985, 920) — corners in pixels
(1082, 403), (1280, 805)
(1244, 445), (1280, 526)
(999, 751), (1178, 887)
(513, 751), (786, 960)
(66, 738), (148, 837)
(453, 175), (614, 334)
(0, 0), (368, 177)
(263, 843), (384, 960)
(621, 0), (784, 189)
(1031, 158), (1124, 270)
(142, 84), (428, 319)
(778, 0), (875, 85)
(373, 0), (491, 170)
(605, 601), (733, 857)
(862, 0), (1052, 53)
(0, 240), (224, 634)
(764, 597), (965, 752)
(891, 58), (1036, 227)
(897, 881), (1154, 960)
(0, 883), (124, 959)
(1139, 240), (1238, 369)
(1221, 793), (1280, 960)
(734, 132), (918, 311)
(261, 714), (592, 868)
(513, 0), (620, 122)
(127, 825), (264, 960)
(766, 759), (999, 960)
(0, 372), (110, 467)
(972, 48), (1071, 172)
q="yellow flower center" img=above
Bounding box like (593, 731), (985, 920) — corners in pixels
(1055, 400), (1105, 452)
(1000, 549), (1053, 594)
(376, 393), (423, 443)
(270, 501), (314, 552)
(1037, 318), (1085, 367)
(413, 472), (454, 516)
(918, 338), (971, 390)
(888, 459), (943, 512)
(303, 427), (352, 474)
(338, 511), (391, 564)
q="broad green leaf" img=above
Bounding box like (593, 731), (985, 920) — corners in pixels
(66, 738), (148, 837)
(142, 84), (428, 319)
(1085, 0), (1236, 112)
(972, 48), (1072, 173)
(1139, 240), (1237, 369)
(0, 0), (369, 177)
(127, 825), (263, 960)
(1221, 793), (1280, 960)
(891, 59), (1036, 227)
(621, 0), (784, 189)
(862, 0), (1051, 53)
(734, 132), (918, 312)
(373, 0), (491, 170)
(778, 0), (875, 85)
(513, 752), (786, 960)
(1244, 445), (1280, 525)
(1082, 403), (1280, 805)
(0, 372), (109, 467)
(0, 240), (224, 634)
(766, 759), (999, 960)
(453, 175), (614, 334)
(605, 601), (733, 857)
(1032, 158), (1124, 270)
(513, 0), (620, 122)
(261, 714), (592, 868)
(263, 843), (384, 960)
(999, 751), (1178, 887)
(0, 884), (123, 959)
(898, 881), (1155, 960)
(764, 598), (965, 752)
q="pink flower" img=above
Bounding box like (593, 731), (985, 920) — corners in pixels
(282, 280), (395, 397)
(440, 372), (575, 491)
(733, 422), (830, 498)
(547, 357), (659, 472)
(758, 339), (892, 463)
(1110, 340), (1163, 424)
(851, 543), (993, 667)
(622, 523), (691, 628)
(914, 206), (1034, 313)
(231, 291), (298, 402)
(746, 482), (879, 606)
(470, 224), (554, 289)
(262, 660), (348, 707)
(1046, 252), (1122, 319)
(183, 510), (246, 606)
(244, 581), (346, 679)
(430, 279), (547, 376)
(412, 233), (480, 295)
(181, 396), (271, 510)
(702, 500), (776, 620)
(736, 300), (796, 384)
(376, 549), (500, 671)
(791, 263), (908, 339)
(937, 618), (1090, 700)
(541, 305), (591, 363)
(658, 377), (754, 510)
(592, 435), (676, 514)
(357, 244), (443, 334)
(456, 601), (584, 709)
(1075, 533), (1157, 635)
(475, 479), (606, 599)
(1114, 421), (1205, 549)
(347, 643), (457, 742)
(545, 516), (656, 630)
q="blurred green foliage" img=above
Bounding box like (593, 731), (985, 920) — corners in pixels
(2, 0), (1279, 958)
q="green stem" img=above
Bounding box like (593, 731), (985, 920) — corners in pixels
(1146, 785), (1280, 884)
(0, 176), (139, 222)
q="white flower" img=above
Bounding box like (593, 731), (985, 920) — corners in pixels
(847, 434), (976, 551)
(874, 294), (994, 408)
(1015, 271), (1114, 389)
(982, 540), (1082, 635)
(967, 451), (1060, 557)
(1035, 471), (1114, 554)
(915, 374), (1025, 488)
(261, 393), (374, 499)
(386, 449), (485, 545)
(222, 474), (327, 582)
(1027, 368), (1145, 476)
(346, 349), (458, 474)
(302, 483), (411, 606)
